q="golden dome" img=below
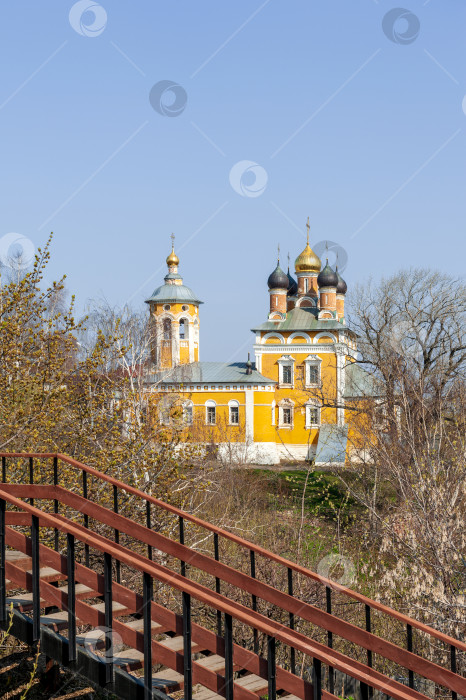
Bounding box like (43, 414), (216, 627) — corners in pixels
(166, 234), (179, 266)
(294, 219), (321, 273)
(166, 248), (179, 266)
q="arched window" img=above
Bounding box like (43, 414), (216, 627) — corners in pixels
(205, 400), (216, 425)
(179, 318), (188, 340)
(163, 318), (172, 340)
(228, 400), (239, 425)
(183, 400), (193, 425)
(278, 399), (294, 428)
(305, 402), (320, 428)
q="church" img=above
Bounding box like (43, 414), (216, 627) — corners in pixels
(144, 222), (373, 465)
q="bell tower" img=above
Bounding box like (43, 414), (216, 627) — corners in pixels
(145, 236), (203, 369)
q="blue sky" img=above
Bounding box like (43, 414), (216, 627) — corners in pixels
(0, 1), (465, 360)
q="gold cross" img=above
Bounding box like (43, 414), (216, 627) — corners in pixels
(170, 232), (175, 248)
(306, 216), (310, 244)
(277, 243), (280, 262)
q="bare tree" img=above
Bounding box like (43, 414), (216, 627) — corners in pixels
(336, 269), (466, 642)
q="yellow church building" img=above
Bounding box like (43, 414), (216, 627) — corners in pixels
(145, 224), (373, 465)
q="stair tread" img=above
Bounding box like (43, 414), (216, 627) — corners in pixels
(152, 668), (184, 686)
(58, 583), (94, 595)
(159, 635), (199, 652)
(6, 550), (30, 561)
(122, 618), (162, 632)
(195, 655), (225, 672)
(112, 648), (145, 664)
(193, 688), (223, 700)
(235, 674), (268, 691)
(76, 628), (106, 646)
(7, 592), (45, 607)
(40, 610), (69, 626)
(90, 601), (128, 613)
(27, 566), (62, 580)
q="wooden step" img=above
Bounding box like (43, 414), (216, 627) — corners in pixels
(40, 610), (69, 631)
(235, 674), (268, 693)
(58, 582), (99, 600)
(195, 655), (226, 673)
(76, 628), (106, 648)
(90, 601), (130, 615)
(112, 647), (144, 671)
(121, 617), (163, 634)
(6, 592), (45, 611)
(6, 550), (31, 570)
(27, 566), (63, 583)
(151, 668), (184, 692)
(159, 635), (200, 653)
(193, 688), (223, 700)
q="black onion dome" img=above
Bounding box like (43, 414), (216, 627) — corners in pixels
(335, 266), (347, 294)
(267, 263), (289, 290)
(317, 259), (338, 288)
(287, 269), (298, 296)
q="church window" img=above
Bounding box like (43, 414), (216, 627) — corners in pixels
(308, 365), (319, 385)
(304, 278), (309, 293)
(182, 305), (189, 311)
(278, 399), (294, 427)
(229, 400), (239, 425)
(278, 355), (295, 386)
(305, 403), (320, 428)
(205, 400), (216, 425)
(183, 401), (193, 425)
(163, 318), (172, 340)
(164, 304), (171, 311)
(179, 319), (188, 339)
(304, 356), (322, 387)
(282, 365), (292, 385)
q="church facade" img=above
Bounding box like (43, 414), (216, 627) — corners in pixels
(144, 224), (369, 465)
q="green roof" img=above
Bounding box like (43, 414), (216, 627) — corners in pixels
(146, 362), (275, 385)
(145, 283), (203, 305)
(251, 307), (345, 333)
(343, 363), (380, 398)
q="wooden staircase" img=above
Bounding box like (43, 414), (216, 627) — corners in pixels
(0, 453), (465, 700)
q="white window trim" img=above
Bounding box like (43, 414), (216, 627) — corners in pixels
(183, 400), (193, 425)
(304, 355), (322, 388)
(277, 355), (295, 387)
(278, 399), (294, 428)
(205, 400), (216, 425)
(305, 402), (321, 429)
(228, 400), (240, 426)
